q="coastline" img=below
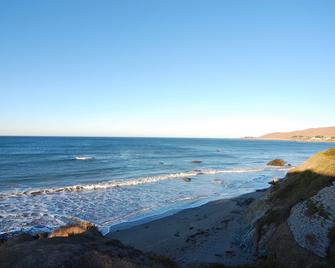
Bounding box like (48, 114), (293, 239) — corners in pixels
(245, 138), (335, 143)
(106, 187), (267, 234)
(108, 189), (267, 266)
(0, 185), (270, 267)
(1, 148), (334, 267)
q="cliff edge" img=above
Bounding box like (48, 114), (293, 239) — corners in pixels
(245, 148), (335, 267)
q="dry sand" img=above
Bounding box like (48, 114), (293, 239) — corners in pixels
(108, 190), (266, 266)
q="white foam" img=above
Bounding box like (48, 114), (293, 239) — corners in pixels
(0, 167), (265, 200)
(75, 156), (93, 160)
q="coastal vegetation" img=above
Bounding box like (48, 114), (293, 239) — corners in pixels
(252, 148), (335, 267)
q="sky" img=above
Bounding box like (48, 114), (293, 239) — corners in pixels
(0, 0), (334, 138)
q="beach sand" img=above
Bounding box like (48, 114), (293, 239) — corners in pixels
(108, 190), (266, 266)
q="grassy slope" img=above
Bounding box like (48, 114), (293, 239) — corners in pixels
(259, 126), (335, 140)
(254, 148), (335, 267)
(262, 148), (335, 224)
(290, 148), (335, 177)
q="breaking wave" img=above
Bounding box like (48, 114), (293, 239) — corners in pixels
(0, 167), (265, 200)
(74, 156), (93, 160)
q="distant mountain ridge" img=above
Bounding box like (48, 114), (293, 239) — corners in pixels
(258, 126), (335, 142)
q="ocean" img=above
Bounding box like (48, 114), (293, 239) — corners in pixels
(0, 136), (333, 235)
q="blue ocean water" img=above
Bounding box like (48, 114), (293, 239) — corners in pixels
(0, 137), (333, 235)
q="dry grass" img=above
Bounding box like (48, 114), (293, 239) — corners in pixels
(289, 148), (335, 177)
(305, 199), (331, 219)
(255, 148), (335, 244)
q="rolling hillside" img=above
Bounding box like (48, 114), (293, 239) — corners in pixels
(258, 126), (335, 142)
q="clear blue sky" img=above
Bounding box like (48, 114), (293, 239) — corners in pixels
(1, 0), (334, 137)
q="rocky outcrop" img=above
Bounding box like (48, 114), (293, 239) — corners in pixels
(0, 225), (177, 268)
(244, 148), (335, 267)
(49, 221), (95, 238)
(288, 182), (335, 258)
(267, 159), (285, 167)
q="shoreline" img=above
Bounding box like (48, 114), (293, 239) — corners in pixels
(1, 186), (270, 266)
(1, 148), (334, 267)
(107, 188), (268, 234)
(108, 189), (268, 266)
(1, 165), (288, 238)
(0, 187), (268, 239)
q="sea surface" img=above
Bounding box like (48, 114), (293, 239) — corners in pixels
(0, 137), (333, 235)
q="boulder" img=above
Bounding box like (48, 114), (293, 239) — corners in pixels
(0, 224), (177, 268)
(49, 221), (95, 238)
(267, 159), (285, 167)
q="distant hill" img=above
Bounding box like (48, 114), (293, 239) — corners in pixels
(258, 126), (335, 142)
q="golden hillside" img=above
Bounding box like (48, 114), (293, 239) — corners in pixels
(259, 126), (335, 141)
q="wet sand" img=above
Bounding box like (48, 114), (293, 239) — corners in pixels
(108, 190), (266, 266)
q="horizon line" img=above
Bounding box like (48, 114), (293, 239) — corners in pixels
(0, 134), (249, 139)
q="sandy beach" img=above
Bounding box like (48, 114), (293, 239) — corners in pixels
(108, 190), (266, 266)
(1, 149), (334, 268)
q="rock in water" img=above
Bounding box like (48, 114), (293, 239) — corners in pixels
(192, 160), (202, 164)
(182, 177), (192, 182)
(267, 159), (285, 166)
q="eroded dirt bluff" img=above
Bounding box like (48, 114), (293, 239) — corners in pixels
(0, 224), (177, 268)
(242, 148), (335, 268)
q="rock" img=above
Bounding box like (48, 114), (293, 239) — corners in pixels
(0, 224), (177, 268)
(248, 148), (335, 267)
(49, 221), (95, 238)
(267, 159), (285, 167)
(182, 177), (192, 182)
(33, 232), (48, 239)
(288, 183), (335, 258)
(265, 222), (325, 268)
(192, 160), (202, 164)
(3, 234), (36, 247)
(268, 177), (279, 185)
